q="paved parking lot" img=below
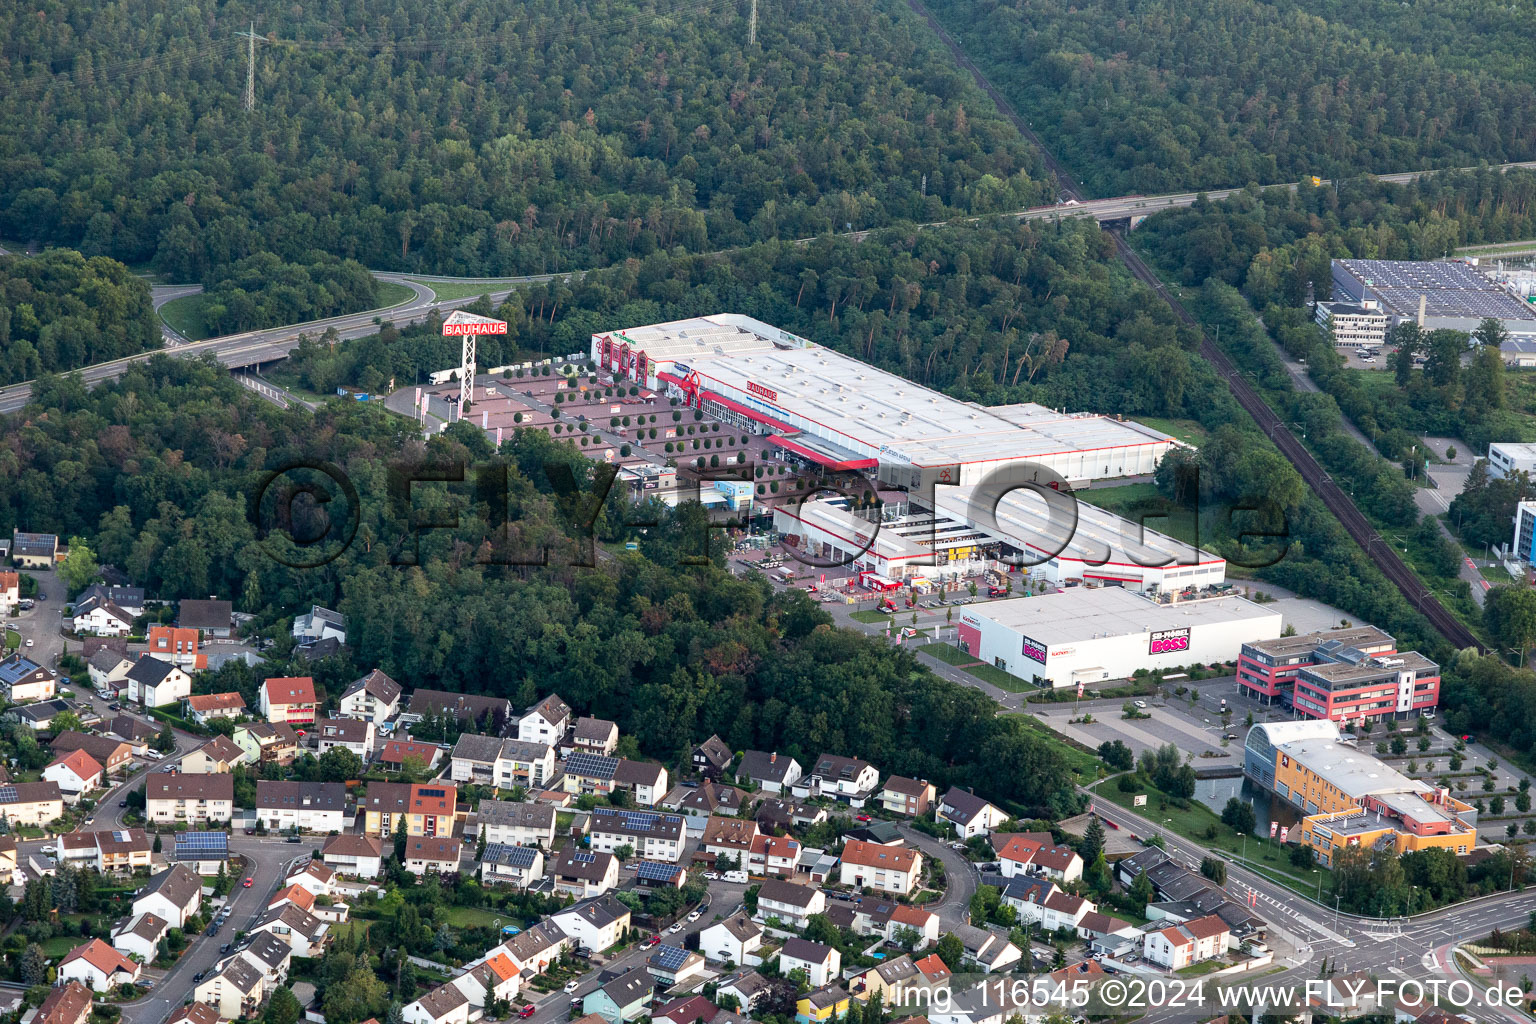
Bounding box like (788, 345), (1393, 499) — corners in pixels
(1034, 694), (1244, 767)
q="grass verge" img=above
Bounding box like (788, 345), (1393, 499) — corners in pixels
(160, 280), (418, 341)
(1090, 774), (1332, 896)
(410, 279), (529, 302)
(917, 641), (976, 666)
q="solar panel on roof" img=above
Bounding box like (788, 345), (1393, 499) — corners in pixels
(565, 753), (619, 777)
(0, 786), (18, 804)
(175, 832), (228, 854)
(572, 852), (595, 864)
(651, 945), (692, 970)
(635, 861), (680, 882)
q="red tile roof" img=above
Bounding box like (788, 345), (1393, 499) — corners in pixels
(264, 676), (316, 705)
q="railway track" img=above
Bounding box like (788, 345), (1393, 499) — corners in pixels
(909, 0), (1484, 653)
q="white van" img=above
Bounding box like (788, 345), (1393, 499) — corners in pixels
(722, 870), (748, 884)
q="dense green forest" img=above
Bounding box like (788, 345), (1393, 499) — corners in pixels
(0, 250), (159, 385)
(922, 0), (1536, 194)
(197, 252), (379, 335)
(0, 0), (1047, 287)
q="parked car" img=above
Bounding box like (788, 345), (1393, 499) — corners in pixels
(855, 814), (871, 823)
(517, 1006), (537, 1018)
(564, 980), (581, 992)
(643, 936), (661, 947)
(687, 911), (700, 922)
(285, 836), (302, 843)
(668, 923), (683, 934)
(243, 876), (254, 888)
(1133, 700), (1147, 709)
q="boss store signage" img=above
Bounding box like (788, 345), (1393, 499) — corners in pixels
(1149, 627), (1190, 655)
(1021, 635), (1048, 664)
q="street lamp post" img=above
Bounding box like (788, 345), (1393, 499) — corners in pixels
(1334, 893), (1342, 933)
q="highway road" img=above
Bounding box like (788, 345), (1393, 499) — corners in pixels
(0, 273), (568, 415)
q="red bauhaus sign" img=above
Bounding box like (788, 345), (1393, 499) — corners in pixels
(441, 310), (507, 335)
(747, 381), (779, 402)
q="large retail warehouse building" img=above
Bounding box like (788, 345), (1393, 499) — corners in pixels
(592, 314), (1176, 485)
(956, 588), (1282, 689)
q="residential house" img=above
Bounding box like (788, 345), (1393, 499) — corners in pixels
(338, 670), (402, 724)
(178, 599), (233, 639)
(796, 986), (850, 1024)
(755, 798), (826, 833)
(87, 650), (135, 691)
(700, 912), (763, 966)
(518, 694), (572, 745)
(72, 596), (135, 637)
(360, 782), (456, 837)
(738, 751), (802, 794)
(182, 736), (246, 775)
(589, 807), (685, 862)
(615, 760), (668, 807)
(878, 777), (935, 817)
(779, 938), (840, 988)
(583, 967), (653, 1024)
(715, 969), (772, 1013)
(859, 955), (927, 1005)
(701, 816), (758, 868)
(495, 921), (569, 976)
(58, 939), (141, 992)
(185, 693), (245, 725)
(450, 734), (554, 790)
(52, 732), (132, 775)
(5, 698), (71, 732)
(953, 925), (1023, 973)
(0, 836), (17, 886)
(551, 848), (620, 898)
(194, 958), (265, 1021)
(560, 754), (669, 806)
(314, 717), (374, 760)
(78, 584), (145, 618)
(146, 625), (206, 671)
(106, 714), (157, 754)
(570, 717), (620, 757)
(250, 903), (329, 957)
(321, 833), (385, 879)
(404, 983), (472, 1024)
(1142, 915), (1231, 970)
(292, 606), (347, 645)
(11, 531), (58, 568)
(233, 722), (300, 765)
(839, 840), (922, 896)
(477, 800), (557, 849)
(0, 572), (16, 617)
(663, 781), (746, 831)
(377, 738), (444, 774)
(1077, 911), (1144, 954)
(994, 835), (1083, 883)
(255, 781), (348, 832)
(238, 931), (295, 988)
(938, 788), (1009, 839)
(60, 828), (153, 873)
(655, 996), (719, 1024)
(43, 750), (104, 801)
(872, 903), (940, 948)
(647, 946), (706, 988)
(0, 781), (64, 826)
(450, 954), (521, 1011)
(750, 832), (803, 878)
(633, 860), (687, 888)
(792, 754), (880, 806)
(552, 894), (633, 953)
(37, 982), (93, 1024)
(692, 735), (733, 779)
(285, 860), (337, 897)
(754, 879), (826, 930)
(403, 836), (463, 875)
(172, 830), (231, 875)
(166, 1004), (220, 1024)
(0, 654), (57, 703)
(1011, 887), (1094, 933)
(406, 690), (510, 734)
(133, 865), (203, 927)
(481, 843), (544, 887)
(145, 773), (234, 824)
(261, 676), (317, 725)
